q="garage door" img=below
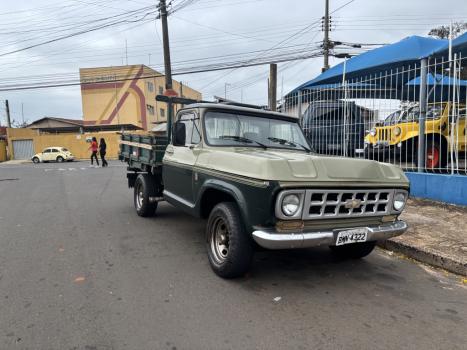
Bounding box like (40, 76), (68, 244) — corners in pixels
(12, 139), (34, 160)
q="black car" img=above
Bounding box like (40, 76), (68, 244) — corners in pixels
(301, 101), (372, 157)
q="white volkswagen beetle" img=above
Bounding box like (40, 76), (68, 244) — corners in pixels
(32, 147), (75, 163)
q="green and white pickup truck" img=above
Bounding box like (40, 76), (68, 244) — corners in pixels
(119, 97), (409, 278)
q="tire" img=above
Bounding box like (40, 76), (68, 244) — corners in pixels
(134, 174), (158, 217)
(32, 157), (40, 164)
(56, 156), (64, 163)
(206, 202), (254, 278)
(414, 139), (447, 172)
(330, 241), (376, 259)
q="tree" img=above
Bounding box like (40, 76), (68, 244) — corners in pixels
(11, 119), (30, 128)
(428, 22), (467, 39)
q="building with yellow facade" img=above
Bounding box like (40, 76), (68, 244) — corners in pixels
(80, 65), (202, 130)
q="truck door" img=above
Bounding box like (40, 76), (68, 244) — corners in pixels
(163, 111), (201, 207)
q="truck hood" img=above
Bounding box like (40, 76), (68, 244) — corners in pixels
(196, 148), (408, 186)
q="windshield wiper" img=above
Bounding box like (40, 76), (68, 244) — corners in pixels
(267, 137), (312, 153)
(219, 135), (268, 149)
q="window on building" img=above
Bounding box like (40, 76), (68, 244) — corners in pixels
(147, 104), (155, 115)
(160, 108), (165, 118)
(158, 86), (164, 95)
(147, 82), (154, 92)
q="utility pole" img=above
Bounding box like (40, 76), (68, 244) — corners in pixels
(21, 102), (24, 125)
(159, 0), (176, 96)
(322, 0), (330, 72)
(269, 63), (277, 111)
(5, 100), (11, 128)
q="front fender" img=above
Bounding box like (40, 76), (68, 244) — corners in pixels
(197, 179), (249, 223)
(196, 177), (280, 233)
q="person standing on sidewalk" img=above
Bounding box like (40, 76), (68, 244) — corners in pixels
(88, 137), (99, 166)
(99, 138), (108, 167)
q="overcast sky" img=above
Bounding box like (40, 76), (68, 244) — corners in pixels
(0, 0), (466, 124)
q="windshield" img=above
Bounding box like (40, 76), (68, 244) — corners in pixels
(204, 111), (310, 151)
(384, 110), (402, 126)
(400, 105), (444, 122)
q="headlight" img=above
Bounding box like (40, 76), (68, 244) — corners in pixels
(370, 128), (377, 136)
(282, 194), (300, 216)
(393, 126), (401, 136)
(393, 192), (407, 211)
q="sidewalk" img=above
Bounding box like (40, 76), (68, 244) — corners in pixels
(379, 198), (467, 276)
(0, 159), (31, 165)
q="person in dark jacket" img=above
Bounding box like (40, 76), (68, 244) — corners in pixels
(99, 138), (108, 167)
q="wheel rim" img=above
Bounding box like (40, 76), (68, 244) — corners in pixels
(209, 217), (230, 264)
(57, 157), (63, 162)
(426, 146), (440, 168)
(135, 182), (144, 210)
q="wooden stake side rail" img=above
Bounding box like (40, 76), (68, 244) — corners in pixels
(118, 139), (154, 150)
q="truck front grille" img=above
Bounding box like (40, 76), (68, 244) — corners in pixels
(302, 189), (393, 219)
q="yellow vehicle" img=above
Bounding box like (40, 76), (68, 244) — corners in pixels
(365, 103), (466, 169)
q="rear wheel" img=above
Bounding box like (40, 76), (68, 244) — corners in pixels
(32, 157), (40, 164)
(206, 202), (254, 278)
(414, 139), (447, 172)
(330, 241), (376, 259)
(56, 156), (64, 163)
(134, 174), (158, 217)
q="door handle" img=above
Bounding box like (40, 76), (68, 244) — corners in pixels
(165, 149), (174, 155)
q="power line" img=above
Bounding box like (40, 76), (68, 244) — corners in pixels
(0, 5), (157, 58)
(0, 49), (326, 92)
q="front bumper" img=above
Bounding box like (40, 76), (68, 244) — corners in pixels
(252, 220), (407, 250)
(365, 143), (401, 157)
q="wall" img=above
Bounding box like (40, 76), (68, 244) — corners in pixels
(6, 128), (124, 160)
(0, 140), (6, 162)
(80, 64), (202, 131)
(406, 172), (467, 206)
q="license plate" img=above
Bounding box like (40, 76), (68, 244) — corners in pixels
(336, 229), (368, 246)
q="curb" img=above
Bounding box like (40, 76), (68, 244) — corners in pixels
(378, 240), (467, 277)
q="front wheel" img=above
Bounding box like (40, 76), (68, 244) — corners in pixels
(206, 202), (254, 278)
(330, 241), (376, 259)
(32, 157), (40, 164)
(134, 174), (158, 217)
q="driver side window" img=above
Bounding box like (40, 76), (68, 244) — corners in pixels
(178, 113), (201, 146)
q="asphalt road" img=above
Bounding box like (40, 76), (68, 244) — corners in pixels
(0, 161), (466, 350)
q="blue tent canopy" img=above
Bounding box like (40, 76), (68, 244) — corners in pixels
(430, 32), (467, 59)
(291, 36), (447, 93)
(406, 73), (467, 87)
(283, 73), (467, 107)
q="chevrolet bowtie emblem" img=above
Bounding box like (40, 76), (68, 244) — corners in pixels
(344, 198), (362, 209)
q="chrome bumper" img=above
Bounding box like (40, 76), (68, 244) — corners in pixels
(252, 220), (407, 250)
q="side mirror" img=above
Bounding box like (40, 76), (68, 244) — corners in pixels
(172, 122), (186, 146)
